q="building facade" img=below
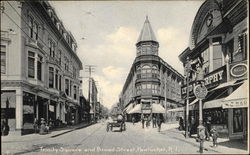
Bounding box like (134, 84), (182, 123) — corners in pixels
(120, 17), (184, 122)
(1, 1), (83, 135)
(179, 0), (248, 140)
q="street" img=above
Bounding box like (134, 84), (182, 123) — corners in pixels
(2, 121), (248, 155)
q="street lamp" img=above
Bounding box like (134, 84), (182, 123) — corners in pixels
(193, 63), (207, 153)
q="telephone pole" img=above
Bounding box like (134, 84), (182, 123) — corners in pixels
(85, 65), (96, 122)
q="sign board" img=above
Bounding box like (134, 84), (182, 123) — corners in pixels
(193, 85), (208, 99)
(181, 65), (226, 98)
(142, 109), (151, 114)
(222, 99), (247, 109)
(230, 61), (247, 80)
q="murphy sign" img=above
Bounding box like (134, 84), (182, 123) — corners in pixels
(181, 65), (226, 98)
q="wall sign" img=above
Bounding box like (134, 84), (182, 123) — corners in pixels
(230, 63), (247, 78)
(181, 65), (226, 97)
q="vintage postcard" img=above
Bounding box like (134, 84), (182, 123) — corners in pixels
(1, 0), (249, 154)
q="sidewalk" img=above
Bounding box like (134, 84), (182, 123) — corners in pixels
(2, 121), (94, 142)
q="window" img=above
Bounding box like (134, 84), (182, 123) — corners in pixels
(73, 67), (76, 78)
(1, 45), (6, 74)
(64, 57), (69, 71)
(28, 51), (35, 78)
(49, 39), (55, 58)
(201, 48), (209, 74)
(69, 80), (72, 96)
(28, 15), (33, 38)
(212, 38), (223, 71)
(73, 85), (77, 100)
(58, 50), (62, 65)
(234, 33), (247, 62)
(225, 39), (234, 63)
(55, 69), (59, 89)
(65, 79), (69, 95)
(49, 67), (54, 88)
(37, 55), (42, 80)
(33, 22), (39, 40)
(59, 75), (62, 91)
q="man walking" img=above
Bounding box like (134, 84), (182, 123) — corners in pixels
(132, 116), (135, 125)
(152, 116), (157, 128)
(141, 114), (145, 129)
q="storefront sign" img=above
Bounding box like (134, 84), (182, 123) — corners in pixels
(142, 109), (151, 114)
(230, 63), (247, 78)
(222, 99), (247, 109)
(181, 66), (226, 97)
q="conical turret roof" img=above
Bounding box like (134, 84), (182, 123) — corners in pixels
(137, 16), (157, 43)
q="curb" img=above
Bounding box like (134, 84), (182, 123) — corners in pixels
(50, 122), (95, 138)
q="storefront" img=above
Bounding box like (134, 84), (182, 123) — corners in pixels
(1, 91), (16, 133)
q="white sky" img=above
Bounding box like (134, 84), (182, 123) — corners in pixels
(50, 1), (204, 109)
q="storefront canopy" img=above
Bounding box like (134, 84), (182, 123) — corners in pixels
(167, 107), (184, 112)
(222, 82), (248, 109)
(127, 104), (141, 114)
(123, 103), (134, 113)
(152, 104), (165, 113)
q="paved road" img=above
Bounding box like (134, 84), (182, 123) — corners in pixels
(2, 121), (248, 155)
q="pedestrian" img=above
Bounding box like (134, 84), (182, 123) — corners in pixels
(1, 120), (9, 136)
(33, 118), (39, 133)
(132, 116), (135, 125)
(1, 120), (5, 136)
(204, 117), (211, 141)
(141, 115), (145, 129)
(210, 126), (219, 147)
(157, 115), (163, 132)
(146, 116), (150, 128)
(189, 116), (195, 137)
(179, 117), (184, 130)
(152, 116), (157, 128)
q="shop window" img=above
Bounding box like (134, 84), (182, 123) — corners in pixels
(37, 55), (43, 81)
(233, 108), (243, 133)
(28, 51), (35, 78)
(1, 45), (6, 74)
(49, 67), (54, 88)
(23, 92), (35, 125)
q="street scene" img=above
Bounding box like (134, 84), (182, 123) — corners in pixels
(1, 0), (249, 155)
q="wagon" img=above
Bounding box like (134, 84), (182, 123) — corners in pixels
(106, 115), (126, 132)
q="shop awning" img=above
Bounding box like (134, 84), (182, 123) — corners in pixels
(123, 103), (134, 113)
(167, 107), (184, 112)
(127, 104), (141, 114)
(222, 82), (248, 109)
(203, 98), (225, 109)
(152, 104), (165, 113)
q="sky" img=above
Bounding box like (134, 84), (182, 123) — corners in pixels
(50, 0), (204, 109)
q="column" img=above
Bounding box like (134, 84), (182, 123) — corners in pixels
(15, 88), (23, 132)
(209, 38), (213, 71)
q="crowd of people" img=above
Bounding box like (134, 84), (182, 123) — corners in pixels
(178, 116), (219, 147)
(132, 114), (164, 132)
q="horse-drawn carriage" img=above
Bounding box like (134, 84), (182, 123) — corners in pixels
(106, 114), (126, 132)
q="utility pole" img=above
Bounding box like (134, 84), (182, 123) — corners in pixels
(185, 57), (191, 138)
(85, 65), (96, 122)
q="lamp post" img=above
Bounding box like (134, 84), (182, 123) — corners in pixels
(184, 57), (191, 138)
(194, 64), (207, 153)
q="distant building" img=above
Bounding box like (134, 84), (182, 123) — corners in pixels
(120, 17), (184, 122)
(179, 0), (248, 140)
(1, 1), (83, 135)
